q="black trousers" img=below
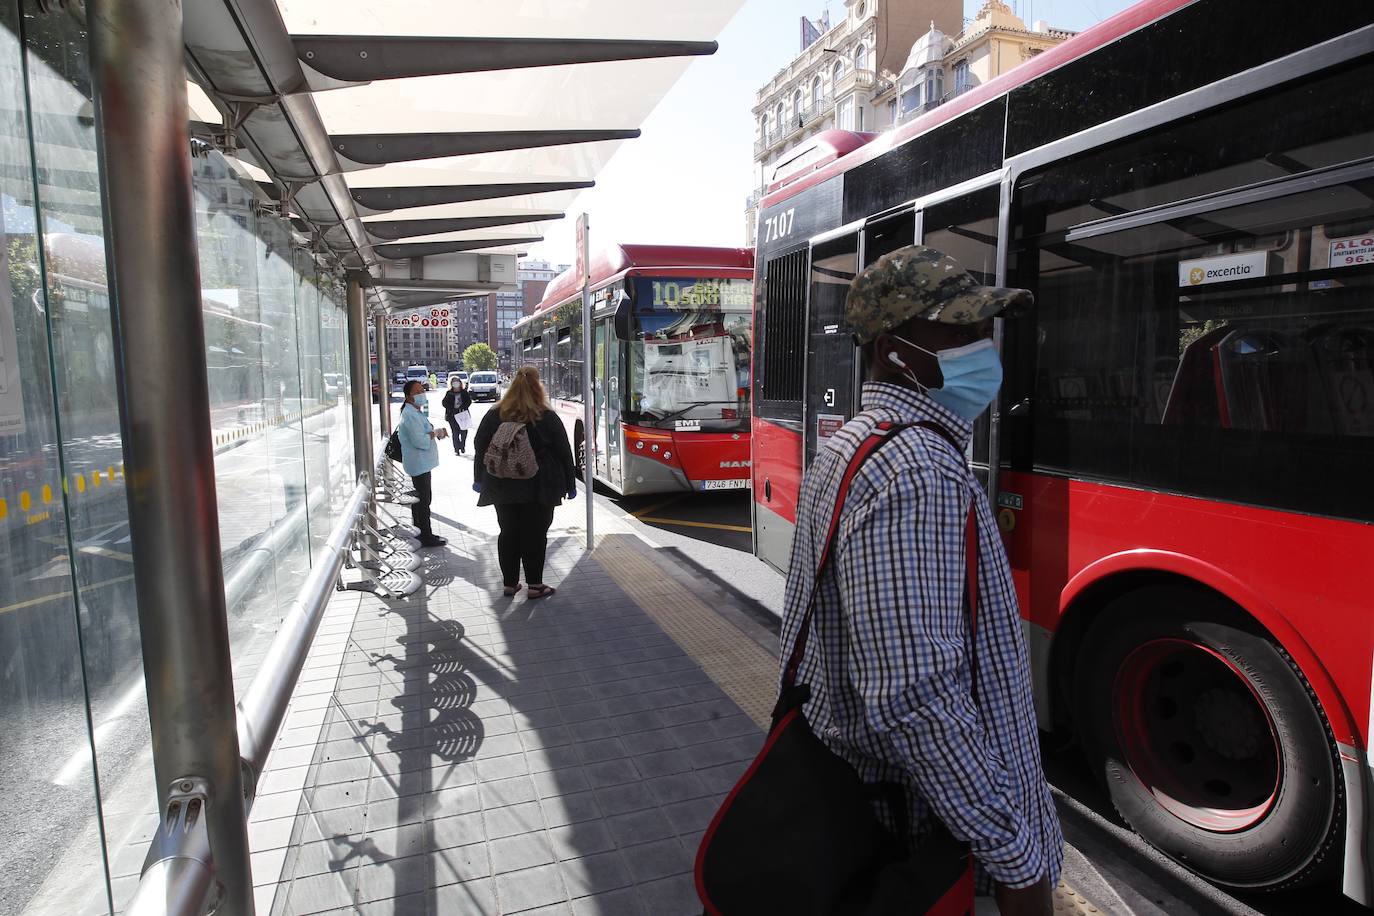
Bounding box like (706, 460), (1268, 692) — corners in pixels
(447, 417), (467, 453)
(494, 502), (556, 586)
(410, 471), (433, 538)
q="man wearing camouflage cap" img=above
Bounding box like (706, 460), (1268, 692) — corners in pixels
(777, 245), (1061, 915)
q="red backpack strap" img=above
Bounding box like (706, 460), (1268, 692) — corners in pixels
(781, 421), (911, 691)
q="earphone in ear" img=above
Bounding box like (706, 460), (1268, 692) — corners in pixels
(887, 351), (907, 368)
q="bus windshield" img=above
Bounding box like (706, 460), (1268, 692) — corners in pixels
(624, 276), (753, 430)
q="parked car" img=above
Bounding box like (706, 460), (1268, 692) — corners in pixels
(468, 371), (500, 401)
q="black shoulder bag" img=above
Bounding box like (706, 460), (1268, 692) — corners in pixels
(695, 420), (979, 916)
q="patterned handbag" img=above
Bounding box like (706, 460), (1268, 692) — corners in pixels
(695, 420), (978, 916)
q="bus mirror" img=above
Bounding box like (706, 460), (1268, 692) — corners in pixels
(613, 296), (633, 341)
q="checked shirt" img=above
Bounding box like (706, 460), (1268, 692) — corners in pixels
(778, 381), (1063, 889)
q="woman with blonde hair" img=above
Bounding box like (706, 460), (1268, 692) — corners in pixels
(472, 366), (577, 598)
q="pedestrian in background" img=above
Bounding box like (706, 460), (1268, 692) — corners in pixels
(472, 366), (576, 599)
(778, 246), (1061, 915)
(398, 379), (447, 548)
(442, 376), (473, 455)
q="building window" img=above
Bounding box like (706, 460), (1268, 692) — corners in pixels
(811, 74), (822, 110)
(853, 43), (867, 73)
(832, 59), (843, 86)
(791, 88), (803, 124)
(953, 59), (970, 95)
(838, 96), (854, 130)
(856, 2), (866, 18)
(774, 101), (785, 132)
(888, 98), (897, 123)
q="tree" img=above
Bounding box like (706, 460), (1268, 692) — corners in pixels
(463, 343), (497, 372)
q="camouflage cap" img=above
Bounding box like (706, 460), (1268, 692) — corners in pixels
(844, 244), (1032, 343)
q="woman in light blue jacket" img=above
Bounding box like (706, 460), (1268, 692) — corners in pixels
(398, 380), (447, 547)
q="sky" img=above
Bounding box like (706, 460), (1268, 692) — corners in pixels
(524, 0), (1137, 267)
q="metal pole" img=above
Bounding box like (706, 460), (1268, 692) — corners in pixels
(347, 277), (374, 476)
(578, 215), (594, 548)
(88, 0), (253, 911)
(374, 311), (392, 437)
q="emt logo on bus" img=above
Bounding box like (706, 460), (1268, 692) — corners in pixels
(1178, 251), (1270, 287)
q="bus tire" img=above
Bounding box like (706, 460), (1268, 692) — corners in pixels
(1073, 586), (1341, 891)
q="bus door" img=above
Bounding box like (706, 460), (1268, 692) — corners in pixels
(594, 322), (608, 480)
(604, 317), (623, 488)
(803, 229), (860, 468)
(916, 183), (1002, 488)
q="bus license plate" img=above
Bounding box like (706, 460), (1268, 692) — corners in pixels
(700, 479), (750, 491)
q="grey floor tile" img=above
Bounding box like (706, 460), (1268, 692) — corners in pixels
(592, 782), (655, 818)
(570, 887), (646, 916)
(620, 837), (693, 884)
(495, 862), (567, 913)
(531, 765), (590, 799)
(557, 851), (631, 899)
(644, 772), (711, 806)
(631, 749), (691, 779)
(432, 877), (498, 914)
(430, 811), (486, 851)
(583, 758), (638, 790)
(661, 796), (721, 836)
(547, 819), (615, 862)
(490, 831), (556, 874)
(484, 801), (546, 839)
(540, 791), (602, 828)
(479, 774), (540, 809)
(638, 872), (699, 915)
(604, 808), (672, 848)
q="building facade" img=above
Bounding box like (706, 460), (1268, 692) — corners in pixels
(875, 1), (1075, 128)
(746, 0), (1072, 245)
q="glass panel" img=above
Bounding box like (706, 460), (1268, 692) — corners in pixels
(623, 276), (752, 432)
(605, 320), (622, 485)
(15, 3), (141, 912)
(1011, 172), (1374, 520)
(196, 153), (280, 659)
(804, 234), (860, 467)
(594, 323), (607, 477)
(296, 258), (331, 552)
(321, 283), (354, 516)
(922, 187), (1001, 469)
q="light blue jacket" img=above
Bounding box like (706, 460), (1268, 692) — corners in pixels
(398, 402), (440, 477)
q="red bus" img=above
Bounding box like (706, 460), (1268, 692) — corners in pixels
(516, 244), (753, 495)
(750, 1), (1374, 903)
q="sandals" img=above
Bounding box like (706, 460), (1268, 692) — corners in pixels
(503, 583), (523, 596)
(527, 585), (556, 599)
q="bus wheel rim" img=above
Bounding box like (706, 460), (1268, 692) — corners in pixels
(1112, 637), (1281, 833)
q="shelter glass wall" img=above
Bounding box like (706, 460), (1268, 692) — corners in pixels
(0, 6), (360, 913)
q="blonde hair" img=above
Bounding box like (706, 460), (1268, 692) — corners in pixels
(498, 366), (549, 423)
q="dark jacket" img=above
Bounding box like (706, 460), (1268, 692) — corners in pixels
(473, 408), (575, 507)
(442, 386), (472, 419)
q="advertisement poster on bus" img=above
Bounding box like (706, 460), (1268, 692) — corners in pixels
(0, 207), (27, 436)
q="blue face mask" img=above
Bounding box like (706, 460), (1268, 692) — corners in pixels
(412, 393), (428, 411)
(890, 336), (1003, 420)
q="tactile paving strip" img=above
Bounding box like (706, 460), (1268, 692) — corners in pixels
(1055, 880), (1105, 913)
(593, 537), (778, 728)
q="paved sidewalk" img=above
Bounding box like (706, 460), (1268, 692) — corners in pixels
(250, 441), (776, 915)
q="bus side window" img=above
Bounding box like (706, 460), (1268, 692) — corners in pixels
(862, 207), (915, 267)
(922, 186), (1002, 467)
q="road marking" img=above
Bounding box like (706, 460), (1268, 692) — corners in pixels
(79, 545), (134, 562)
(628, 497), (681, 519)
(0, 574), (135, 616)
(637, 516), (752, 534)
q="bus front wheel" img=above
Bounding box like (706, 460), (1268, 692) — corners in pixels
(1073, 587), (1342, 891)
